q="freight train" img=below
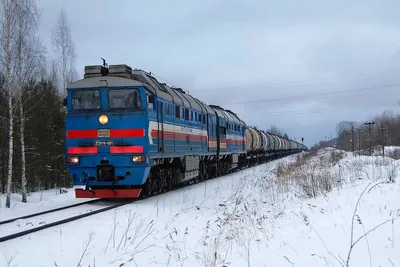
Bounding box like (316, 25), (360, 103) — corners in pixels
(63, 62), (307, 198)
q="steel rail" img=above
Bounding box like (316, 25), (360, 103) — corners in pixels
(0, 200), (134, 243)
(0, 199), (103, 225)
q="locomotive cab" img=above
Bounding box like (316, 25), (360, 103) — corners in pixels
(64, 64), (152, 198)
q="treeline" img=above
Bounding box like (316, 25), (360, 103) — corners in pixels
(0, 0), (77, 207)
(311, 109), (400, 153)
(248, 124), (294, 140)
(266, 125), (290, 140)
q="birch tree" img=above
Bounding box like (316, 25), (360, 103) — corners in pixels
(0, 72), (6, 193)
(47, 58), (58, 86)
(0, 0), (17, 208)
(52, 8), (77, 95)
(267, 125), (284, 136)
(15, 0), (41, 203)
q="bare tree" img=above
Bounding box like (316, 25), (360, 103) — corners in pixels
(15, 0), (41, 203)
(316, 108), (400, 155)
(0, 0), (17, 208)
(267, 125), (284, 136)
(47, 58), (58, 86)
(52, 8), (77, 95)
(0, 1), (69, 201)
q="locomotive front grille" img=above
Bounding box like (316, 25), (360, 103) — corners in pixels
(97, 165), (115, 182)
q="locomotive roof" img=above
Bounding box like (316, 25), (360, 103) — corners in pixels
(67, 75), (143, 89)
(209, 104), (243, 125)
(225, 109), (246, 126)
(73, 63), (246, 120)
(131, 68), (215, 115)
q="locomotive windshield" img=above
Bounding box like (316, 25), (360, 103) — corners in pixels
(108, 88), (141, 108)
(71, 89), (101, 110)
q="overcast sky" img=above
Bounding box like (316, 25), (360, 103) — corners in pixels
(37, 0), (400, 147)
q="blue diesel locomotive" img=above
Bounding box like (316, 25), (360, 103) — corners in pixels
(63, 63), (307, 198)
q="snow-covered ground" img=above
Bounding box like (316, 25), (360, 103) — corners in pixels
(0, 199), (119, 239)
(1, 148), (400, 267)
(0, 188), (91, 221)
(373, 145), (400, 159)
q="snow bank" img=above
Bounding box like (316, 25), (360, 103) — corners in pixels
(373, 145), (400, 159)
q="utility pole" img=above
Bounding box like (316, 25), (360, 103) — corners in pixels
(351, 125), (355, 152)
(357, 130), (361, 151)
(380, 123), (386, 157)
(364, 121), (375, 156)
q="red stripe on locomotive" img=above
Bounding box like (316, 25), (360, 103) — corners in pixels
(110, 129), (145, 138)
(75, 188), (142, 198)
(67, 129), (144, 138)
(67, 130), (98, 138)
(68, 146), (98, 154)
(110, 146), (143, 153)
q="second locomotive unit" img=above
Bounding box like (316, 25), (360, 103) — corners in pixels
(63, 63), (307, 198)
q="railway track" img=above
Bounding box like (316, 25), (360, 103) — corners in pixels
(0, 199), (133, 243)
(0, 199), (102, 225)
(0, 151), (302, 243)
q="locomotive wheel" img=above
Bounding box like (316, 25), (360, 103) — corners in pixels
(158, 169), (166, 193)
(142, 175), (154, 197)
(166, 168), (173, 190)
(199, 161), (206, 182)
(151, 167), (162, 195)
(151, 176), (159, 195)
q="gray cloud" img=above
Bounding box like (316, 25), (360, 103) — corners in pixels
(37, 0), (400, 147)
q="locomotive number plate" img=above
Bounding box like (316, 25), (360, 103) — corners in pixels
(94, 140), (114, 146)
(97, 129), (110, 137)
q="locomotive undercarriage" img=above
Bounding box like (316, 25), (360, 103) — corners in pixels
(139, 150), (302, 197)
(141, 156), (218, 196)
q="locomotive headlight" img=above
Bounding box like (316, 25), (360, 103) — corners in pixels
(133, 156), (146, 162)
(65, 156), (79, 164)
(99, 114), (109, 125)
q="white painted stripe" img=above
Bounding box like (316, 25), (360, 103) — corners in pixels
(149, 121), (208, 136)
(149, 121), (208, 145)
(148, 121), (245, 147)
(226, 134), (243, 141)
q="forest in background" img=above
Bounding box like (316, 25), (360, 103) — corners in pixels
(312, 109), (400, 156)
(0, 0), (77, 207)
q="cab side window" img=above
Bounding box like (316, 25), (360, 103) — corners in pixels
(108, 88), (142, 108)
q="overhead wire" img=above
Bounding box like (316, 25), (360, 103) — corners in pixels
(230, 83), (400, 104)
(148, 66), (400, 117)
(252, 106), (392, 117)
(227, 83), (400, 117)
(189, 67), (400, 92)
(147, 66), (400, 93)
